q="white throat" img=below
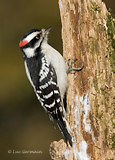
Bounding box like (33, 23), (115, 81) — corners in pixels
(24, 48), (35, 58)
(23, 39), (48, 58)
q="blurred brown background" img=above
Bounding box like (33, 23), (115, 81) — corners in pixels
(0, 0), (114, 159)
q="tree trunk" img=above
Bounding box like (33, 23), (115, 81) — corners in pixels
(50, 0), (115, 159)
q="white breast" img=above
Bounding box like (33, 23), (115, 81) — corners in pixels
(41, 42), (68, 100)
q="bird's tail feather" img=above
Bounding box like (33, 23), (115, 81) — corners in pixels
(56, 119), (72, 147)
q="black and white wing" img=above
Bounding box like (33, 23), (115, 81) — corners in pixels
(36, 57), (62, 118)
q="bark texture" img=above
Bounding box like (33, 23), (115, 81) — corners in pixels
(50, 0), (115, 159)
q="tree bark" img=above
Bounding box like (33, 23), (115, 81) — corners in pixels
(50, 0), (115, 159)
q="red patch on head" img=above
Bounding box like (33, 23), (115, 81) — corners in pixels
(19, 40), (28, 47)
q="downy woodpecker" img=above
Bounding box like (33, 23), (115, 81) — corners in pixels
(19, 27), (72, 146)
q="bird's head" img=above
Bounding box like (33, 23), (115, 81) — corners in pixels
(19, 27), (51, 58)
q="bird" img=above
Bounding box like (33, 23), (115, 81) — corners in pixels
(19, 27), (72, 146)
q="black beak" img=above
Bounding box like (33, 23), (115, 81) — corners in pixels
(45, 27), (51, 33)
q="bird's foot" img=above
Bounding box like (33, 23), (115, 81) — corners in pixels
(67, 59), (84, 74)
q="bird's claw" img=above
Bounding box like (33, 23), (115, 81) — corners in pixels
(67, 59), (84, 74)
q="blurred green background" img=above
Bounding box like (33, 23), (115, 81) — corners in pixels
(0, 0), (114, 160)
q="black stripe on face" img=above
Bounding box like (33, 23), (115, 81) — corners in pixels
(20, 29), (41, 48)
(30, 33), (42, 47)
(21, 34), (42, 49)
(21, 29), (41, 40)
(25, 34), (42, 48)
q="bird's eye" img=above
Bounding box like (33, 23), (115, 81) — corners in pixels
(35, 34), (41, 39)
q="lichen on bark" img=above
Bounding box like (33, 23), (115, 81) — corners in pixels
(106, 11), (115, 73)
